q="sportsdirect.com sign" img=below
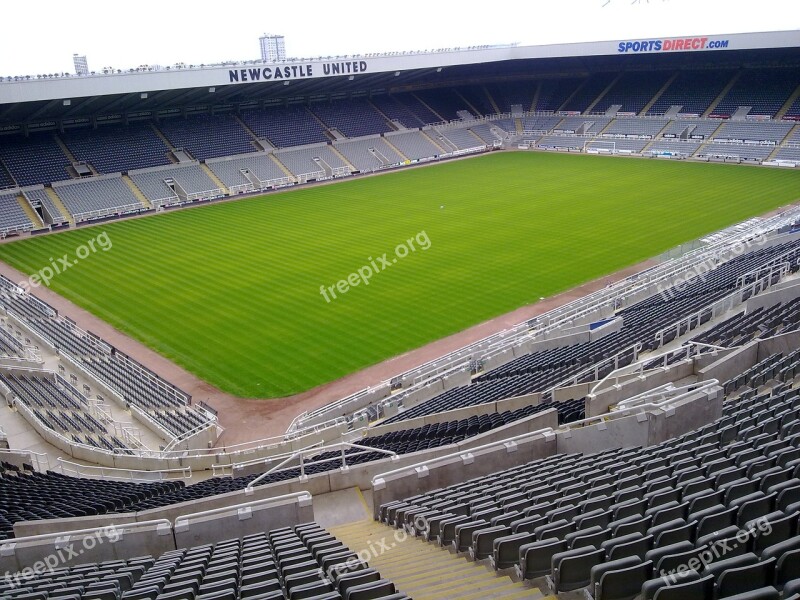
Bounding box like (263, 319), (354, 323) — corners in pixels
(617, 37), (730, 53)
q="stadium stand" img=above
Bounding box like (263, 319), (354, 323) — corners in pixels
(602, 118), (668, 138)
(413, 89), (470, 121)
(0, 163), (14, 189)
(60, 123), (171, 174)
(537, 135), (585, 151)
(456, 86), (495, 116)
(311, 99), (393, 138)
(594, 71), (672, 115)
(520, 115), (563, 133)
(696, 143), (774, 162)
(554, 116), (613, 134)
(0, 463), (180, 540)
(536, 78), (584, 112)
(370, 94), (429, 128)
(487, 81), (538, 113)
(157, 114), (256, 160)
(561, 73), (618, 113)
(239, 105), (329, 148)
(50, 175), (143, 220)
(0, 370), (132, 455)
(22, 188), (68, 225)
(713, 68), (800, 117)
(713, 122), (794, 144)
(660, 119), (723, 140)
(0, 521), (407, 599)
(333, 138), (404, 172)
(274, 145), (349, 179)
(206, 153), (290, 190)
(129, 164), (221, 206)
(0, 134), (71, 187)
(392, 92), (443, 125)
(435, 127), (486, 151)
(689, 298), (800, 350)
(647, 69), (738, 116)
(383, 131), (441, 160)
(646, 138), (704, 157)
(775, 128), (800, 163)
(0, 192), (33, 235)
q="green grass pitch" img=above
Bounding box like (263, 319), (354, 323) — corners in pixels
(0, 152), (798, 398)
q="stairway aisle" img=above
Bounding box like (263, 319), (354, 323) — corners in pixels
(329, 519), (549, 600)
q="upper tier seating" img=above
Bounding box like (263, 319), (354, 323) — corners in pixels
(536, 78), (584, 112)
(413, 89), (471, 121)
(370, 94), (428, 128)
(648, 70), (737, 116)
(0, 192), (33, 234)
(456, 86), (495, 116)
(487, 81), (538, 113)
(776, 129), (800, 163)
(0, 163), (14, 189)
(520, 116), (563, 133)
(594, 71), (672, 115)
(157, 114), (255, 160)
(239, 105), (329, 148)
(660, 120), (724, 139)
(51, 176), (143, 219)
(311, 99), (393, 138)
(714, 69), (800, 117)
(561, 73), (617, 113)
(0, 134), (70, 186)
(60, 123), (171, 174)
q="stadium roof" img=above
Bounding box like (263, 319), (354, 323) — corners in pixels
(0, 29), (798, 129)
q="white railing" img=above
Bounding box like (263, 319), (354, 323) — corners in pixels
(72, 202), (144, 223)
(57, 457), (192, 481)
(543, 343), (641, 399)
(246, 442), (398, 490)
(176, 492), (312, 528)
(296, 170), (325, 184)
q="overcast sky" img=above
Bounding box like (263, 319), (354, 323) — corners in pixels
(1, 0), (798, 76)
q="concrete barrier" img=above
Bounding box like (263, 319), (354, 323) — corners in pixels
(173, 492), (313, 548)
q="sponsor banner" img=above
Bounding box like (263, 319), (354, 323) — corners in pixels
(617, 36), (730, 53)
(228, 60), (369, 83)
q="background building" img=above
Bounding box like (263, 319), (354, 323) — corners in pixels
(72, 53), (89, 75)
(259, 34), (285, 62)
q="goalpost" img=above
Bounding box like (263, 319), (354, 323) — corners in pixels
(584, 139), (616, 154)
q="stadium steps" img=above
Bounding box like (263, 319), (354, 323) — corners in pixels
(776, 83), (800, 119)
(703, 70), (742, 117)
(233, 115), (261, 142)
(584, 72), (623, 114)
(483, 85), (501, 115)
(269, 153), (296, 179)
(412, 93), (446, 123)
(382, 137), (410, 162)
(149, 123), (177, 158)
(328, 519), (548, 600)
(515, 118), (524, 134)
(454, 90), (482, 117)
(768, 123), (800, 160)
(329, 145), (357, 171)
(639, 71), (680, 116)
(640, 120), (676, 154)
(369, 99), (402, 130)
(123, 175), (153, 209)
(53, 134), (79, 165)
(596, 118), (616, 136)
(420, 130), (447, 154)
(45, 188), (74, 225)
(17, 195), (44, 229)
(556, 76), (589, 113)
(305, 108), (337, 141)
(693, 120), (728, 157)
(529, 81), (541, 112)
(200, 164), (228, 192)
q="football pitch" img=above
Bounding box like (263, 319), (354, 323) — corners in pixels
(0, 152), (798, 398)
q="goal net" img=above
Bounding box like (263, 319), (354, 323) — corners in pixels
(584, 139), (616, 154)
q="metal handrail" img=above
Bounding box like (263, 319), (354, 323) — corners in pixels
(56, 457), (192, 481)
(247, 442), (398, 491)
